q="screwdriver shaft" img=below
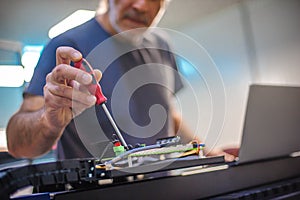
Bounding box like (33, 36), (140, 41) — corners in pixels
(101, 104), (128, 149)
(74, 59), (128, 149)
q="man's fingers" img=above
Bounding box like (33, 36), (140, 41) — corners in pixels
(45, 82), (96, 107)
(94, 69), (102, 82)
(44, 83), (96, 123)
(224, 153), (236, 162)
(56, 46), (82, 65)
(49, 64), (93, 85)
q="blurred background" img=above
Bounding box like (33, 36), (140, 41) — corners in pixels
(0, 0), (300, 154)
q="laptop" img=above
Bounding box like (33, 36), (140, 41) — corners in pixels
(235, 84), (300, 164)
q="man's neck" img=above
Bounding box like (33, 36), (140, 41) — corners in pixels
(95, 13), (117, 35)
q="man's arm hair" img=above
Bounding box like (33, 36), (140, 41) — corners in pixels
(6, 94), (62, 158)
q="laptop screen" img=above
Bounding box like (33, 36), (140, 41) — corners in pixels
(237, 84), (300, 164)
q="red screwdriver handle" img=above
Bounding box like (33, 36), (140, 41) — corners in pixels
(74, 58), (107, 105)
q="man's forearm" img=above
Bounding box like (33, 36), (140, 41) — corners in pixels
(6, 109), (62, 158)
(172, 109), (200, 144)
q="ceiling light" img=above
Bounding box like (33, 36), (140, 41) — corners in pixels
(21, 45), (44, 82)
(48, 10), (95, 39)
(0, 65), (24, 87)
(0, 129), (7, 150)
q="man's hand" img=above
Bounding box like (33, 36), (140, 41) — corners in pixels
(207, 147), (239, 162)
(6, 46), (103, 158)
(42, 46), (102, 135)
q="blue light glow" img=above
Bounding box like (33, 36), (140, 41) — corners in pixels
(177, 57), (197, 77)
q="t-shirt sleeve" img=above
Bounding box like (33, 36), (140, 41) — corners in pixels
(170, 51), (184, 94)
(151, 32), (184, 94)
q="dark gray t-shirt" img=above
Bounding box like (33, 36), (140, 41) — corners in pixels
(26, 18), (183, 159)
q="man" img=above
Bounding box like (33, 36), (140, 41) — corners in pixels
(6, 0), (236, 161)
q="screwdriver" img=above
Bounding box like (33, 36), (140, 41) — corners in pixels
(74, 58), (129, 149)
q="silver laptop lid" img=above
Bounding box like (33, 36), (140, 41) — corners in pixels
(237, 84), (300, 164)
